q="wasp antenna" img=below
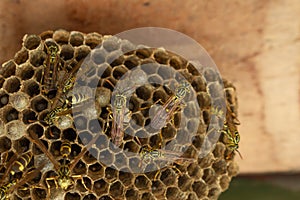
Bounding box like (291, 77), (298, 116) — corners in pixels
(236, 149), (243, 159)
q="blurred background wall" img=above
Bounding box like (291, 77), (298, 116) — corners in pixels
(0, 0), (299, 175)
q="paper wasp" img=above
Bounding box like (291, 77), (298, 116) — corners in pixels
(220, 104), (242, 160)
(0, 151), (40, 200)
(50, 60), (83, 110)
(139, 146), (196, 167)
(136, 137), (196, 179)
(106, 80), (136, 147)
(26, 130), (101, 194)
(42, 44), (60, 95)
(150, 80), (190, 129)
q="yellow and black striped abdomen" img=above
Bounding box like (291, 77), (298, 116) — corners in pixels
(10, 152), (32, 176)
(60, 141), (71, 158)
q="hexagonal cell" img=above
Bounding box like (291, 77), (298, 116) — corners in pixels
(125, 188), (140, 200)
(74, 45), (91, 62)
(187, 163), (202, 179)
(4, 76), (21, 93)
(166, 187), (185, 200)
(88, 162), (104, 179)
(14, 48), (29, 65)
(114, 152), (128, 169)
(99, 195), (113, 200)
(169, 56), (186, 70)
(78, 131), (96, 147)
(16, 185), (31, 198)
(83, 194), (97, 200)
(123, 55), (140, 70)
(55, 115), (73, 130)
(192, 180), (208, 198)
(22, 80), (40, 97)
(85, 32), (102, 49)
(27, 123), (44, 138)
(130, 112), (144, 128)
(151, 180), (165, 197)
(3, 106), (19, 123)
(29, 49), (46, 68)
(53, 29), (70, 44)
(110, 181), (125, 198)
(135, 48), (152, 59)
(88, 119), (102, 133)
(22, 109), (37, 124)
(10, 92), (30, 111)
(49, 140), (62, 157)
(102, 37), (120, 53)
(0, 136), (12, 152)
(135, 85), (152, 101)
(227, 161), (239, 177)
(186, 62), (200, 76)
(76, 176), (93, 192)
(134, 175), (151, 190)
(74, 116), (88, 130)
(72, 160), (87, 175)
(159, 167), (178, 186)
(219, 175), (230, 191)
(93, 179), (109, 196)
(187, 192), (199, 200)
(141, 192), (156, 200)
(152, 89), (168, 103)
(39, 30), (53, 40)
(65, 192), (81, 200)
(18, 64), (35, 80)
(83, 147), (98, 164)
(153, 49), (169, 64)
(60, 44), (75, 61)
(0, 60), (16, 78)
(24, 34), (41, 50)
(197, 92), (211, 108)
(0, 91), (9, 108)
(123, 140), (139, 153)
(61, 128), (76, 141)
(104, 167), (118, 182)
(95, 87), (111, 107)
(118, 170), (134, 187)
(69, 31), (84, 46)
(5, 120), (26, 140)
(31, 188), (47, 200)
(13, 136), (30, 153)
(161, 124), (176, 141)
(212, 159), (228, 175)
(178, 174), (193, 192)
(128, 96), (140, 112)
(202, 168), (217, 185)
(31, 96), (48, 112)
(99, 149), (114, 166)
(44, 126), (61, 140)
(91, 48), (106, 65)
(157, 66), (176, 80)
(112, 66), (128, 80)
(208, 187), (222, 199)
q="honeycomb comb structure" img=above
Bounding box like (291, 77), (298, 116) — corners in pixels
(0, 30), (240, 200)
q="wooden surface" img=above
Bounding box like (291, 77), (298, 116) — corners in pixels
(0, 0), (299, 174)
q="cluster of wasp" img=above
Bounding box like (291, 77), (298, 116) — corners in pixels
(0, 38), (241, 199)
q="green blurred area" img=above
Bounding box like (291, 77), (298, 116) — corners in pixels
(219, 177), (300, 200)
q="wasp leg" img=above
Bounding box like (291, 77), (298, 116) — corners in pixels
(72, 175), (92, 193)
(45, 177), (58, 195)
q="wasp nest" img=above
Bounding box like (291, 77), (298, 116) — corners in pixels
(0, 30), (240, 200)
